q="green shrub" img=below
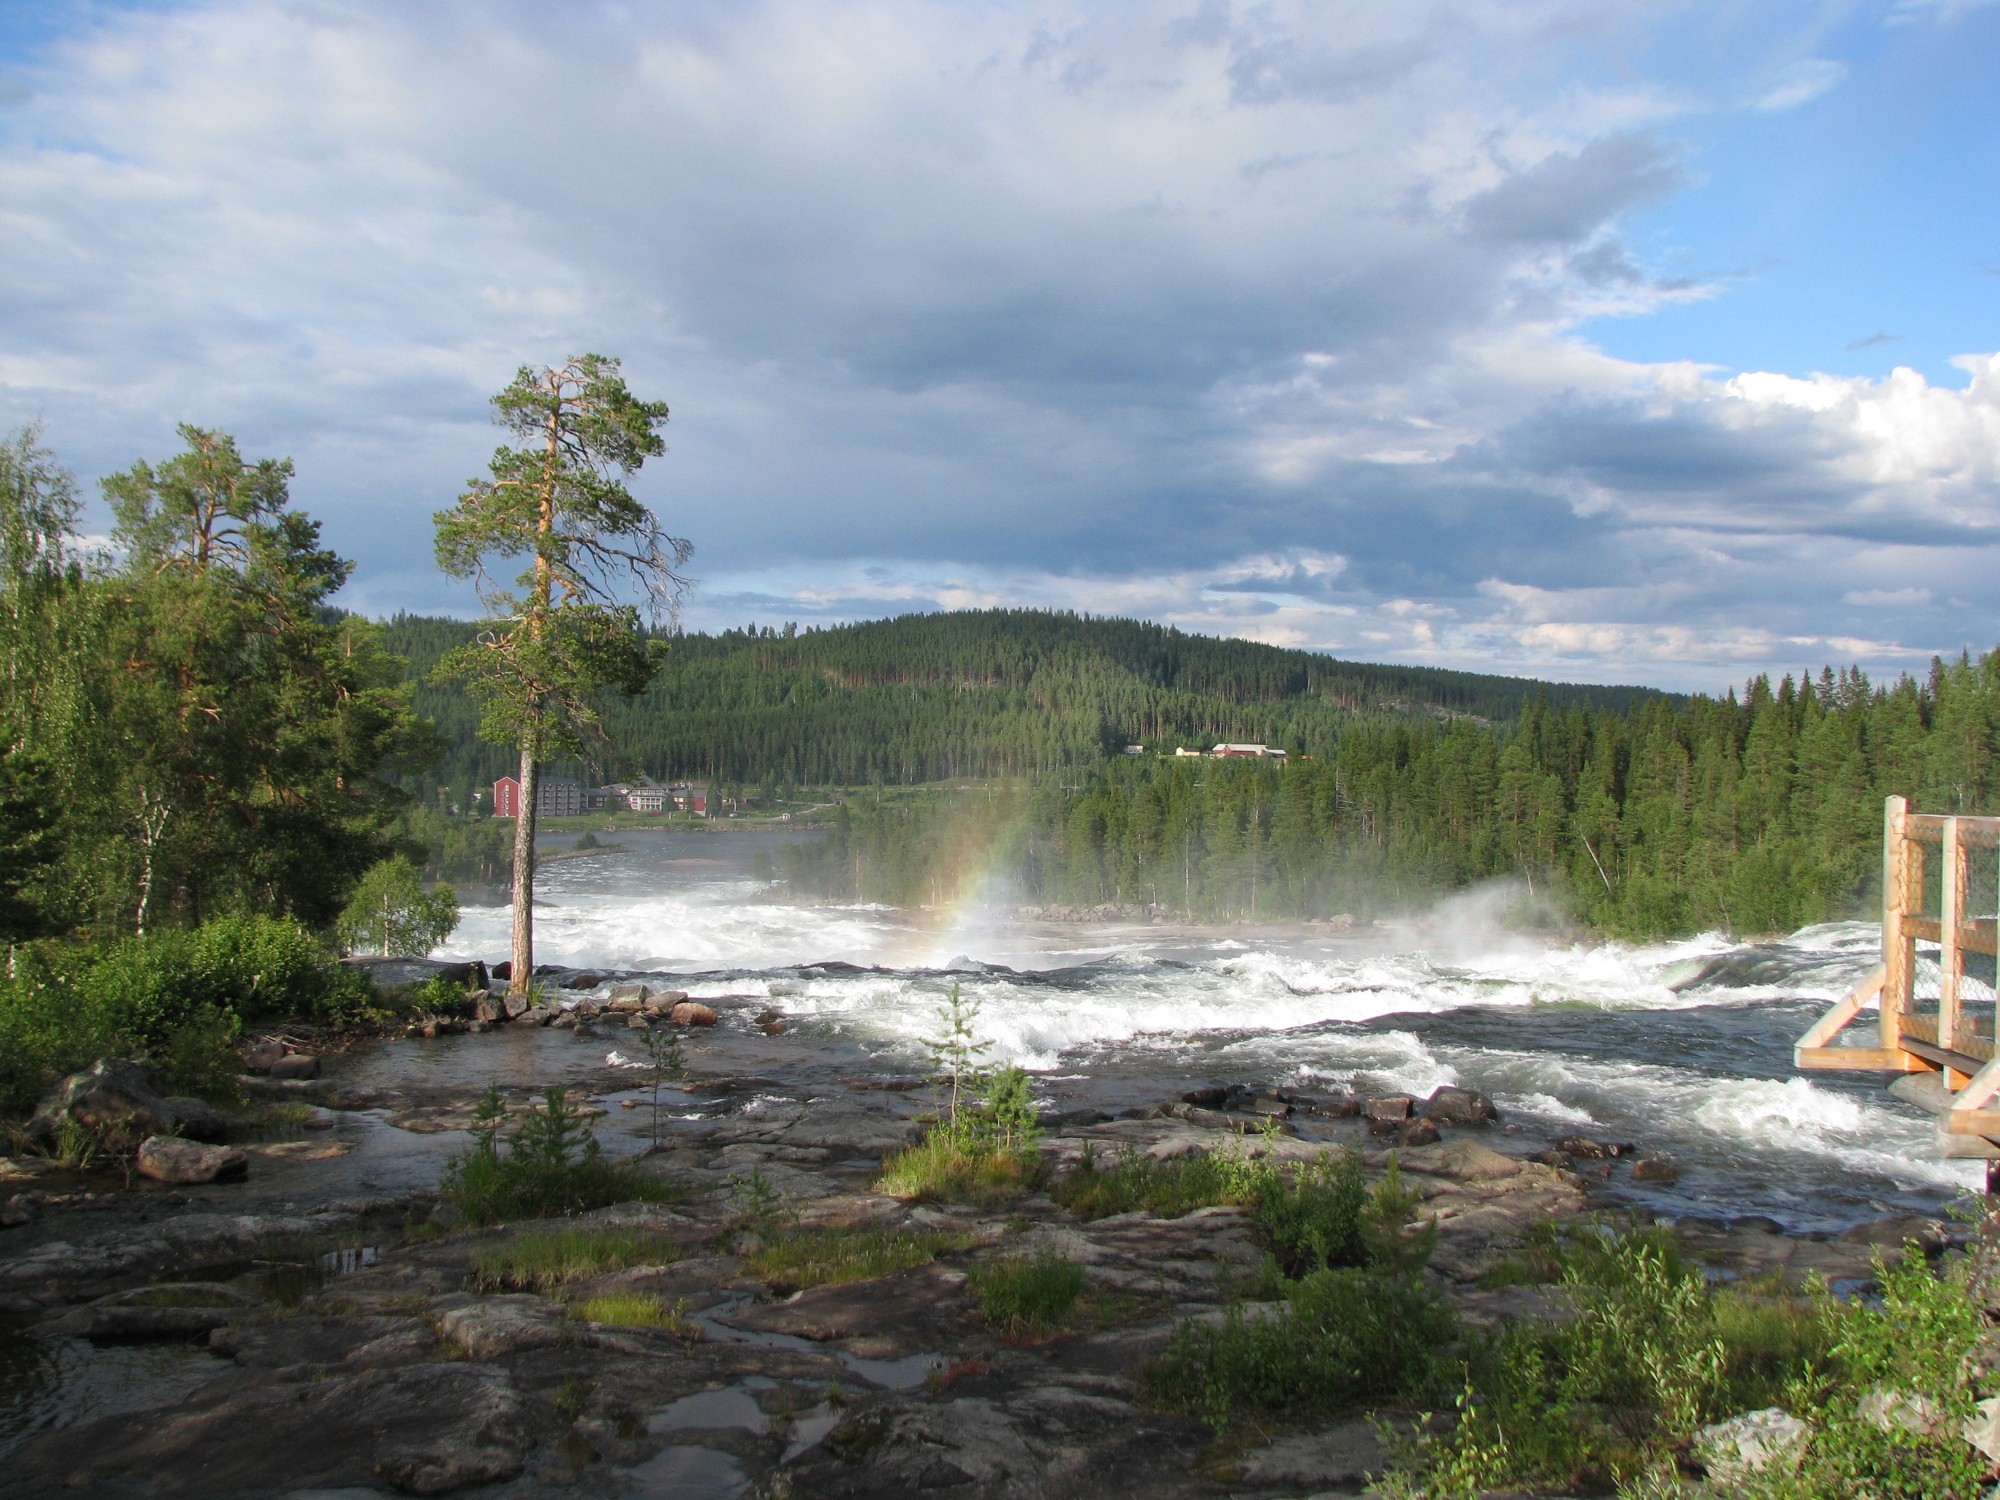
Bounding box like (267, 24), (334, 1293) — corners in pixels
(969, 1249), (1087, 1340)
(469, 1225), (683, 1292)
(744, 1223), (974, 1294)
(335, 856), (459, 958)
(0, 914), (368, 1118)
(1384, 1229), (1952, 1499)
(1143, 1267), (1452, 1432)
(159, 1003), (246, 1106)
(440, 1085), (682, 1227)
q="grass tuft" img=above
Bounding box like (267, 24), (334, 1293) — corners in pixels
(968, 1248), (1087, 1341)
(1142, 1266), (1452, 1432)
(876, 1132), (1039, 1210)
(571, 1292), (693, 1331)
(743, 1223), (974, 1294)
(468, 1225), (684, 1293)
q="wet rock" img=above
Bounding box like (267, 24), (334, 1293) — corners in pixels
(490, 959), (511, 982)
(472, 992), (507, 1023)
(515, 1005), (554, 1027)
(433, 1293), (568, 1359)
(1631, 1155), (1680, 1184)
(136, 1136), (249, 1185)
(501, 989), (535, 1020)
(267, 1051), (320, 1081)
(1836, 1215), (1948, 1254)
(1695, 1408), (1811, 1486)
(1363, 1094), (1413, 1122)
(562, 971), (606, 990)
(1396, 1118), (1441, 1147)
(755, 1009), (787, 1034)
(1, 1194), (35, 1228)
(1286, 1092), (1357, 1117)
(628, 1013), (653, 1030)
(1181, 1085), (1228, 1108)
(28, 1058), (227, 1145)
(15, 1361), (539, 1498)
(214, 1314), (432, 1369)
(1425, 1085), (1498, 1125)
(1557, 1135), (1633, 1160)
(242, 1039), (287, 1074)
(606, 982), (651, 1009)
(644, 989), (691, 1015)
(669, 1001), (718, 1027)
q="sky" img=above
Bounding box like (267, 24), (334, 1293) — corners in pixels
(0, 0), (1996, 695)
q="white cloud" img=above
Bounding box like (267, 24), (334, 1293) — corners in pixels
(1750, 59), (1847, 112)
(0, 1), (1989, 697)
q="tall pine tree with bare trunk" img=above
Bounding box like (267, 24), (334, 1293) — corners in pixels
(433, 356), (689, 996)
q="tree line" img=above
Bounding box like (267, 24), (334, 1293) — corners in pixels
(768, 656), (2000, 940)
(380, 607), (1665, 807)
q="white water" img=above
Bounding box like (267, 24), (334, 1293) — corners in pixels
(442, 833), (1981, 1225)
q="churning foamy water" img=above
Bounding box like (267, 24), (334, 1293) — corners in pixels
(443, 829), (1977, 1229)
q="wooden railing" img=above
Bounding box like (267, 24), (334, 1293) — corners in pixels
(1796, 796), (2000, 1149)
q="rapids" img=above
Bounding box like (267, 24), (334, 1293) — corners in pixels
(442, 829), (1982, 1231)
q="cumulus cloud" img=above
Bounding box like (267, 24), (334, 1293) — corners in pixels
(0, 0), (1990, 693)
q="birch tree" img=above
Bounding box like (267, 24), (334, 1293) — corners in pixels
(433, 355), (688, 994)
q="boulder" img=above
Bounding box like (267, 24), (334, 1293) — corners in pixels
(1181, 1086), (1229, 1109)
(627, 1014), (652, 1030)
(242, 1040), (287, 1074)
(1695, 1408), (1810, 1486)
(1396, 1118), (1441, 1148)
(1631, 1155), (1680, 1184)
(1363, 1095), (1413, 1122)
(1424, 1085), (1499, 1125)
(136, 1136), (248, 1185)
(606, 982), (651, 1007)
(490, 960), (511, 982)
(29, 1059), (227, 1145)
(161, 1095), (229, 1140)
(515, 1005), (554, 1027)
(434, 1295), (568, 1359)
(267, 1052), (320, 1081)
(668, 1002), (718, 1027)
(1557, 1136), (1632, 1160)
(560, 971), (606, 990)
(755, 1009), (787, 1035)
(501, 989), (534, 1020)
(1248, 1094), (1291, 1118)
(643, 989), (690, 1015)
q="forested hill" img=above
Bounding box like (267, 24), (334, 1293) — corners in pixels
(378, 608), (1668, 796)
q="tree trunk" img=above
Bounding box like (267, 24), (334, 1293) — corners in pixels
(510, 746), (537, 996)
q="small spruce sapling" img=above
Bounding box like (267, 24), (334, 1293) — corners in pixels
(640, 1023), (685, 1149)
(924, 981), (992, 1142)
(983, 1065), (1041, 1154)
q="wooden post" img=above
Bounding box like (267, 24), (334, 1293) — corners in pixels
(1882, 796), (1911, 1052)
(1942, 816), (1966, 1085)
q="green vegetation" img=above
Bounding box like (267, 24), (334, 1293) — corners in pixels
(876, 984), (1044, 1208)
(1144, 1267), (1453, 1432)
(0, 912), (373, 1115)
(335, 855), (459, 957)
(1055, 1145), (1432, 1276)
(440, 1085), (681, 1227)
(571, 1292), (691, 1331)
(1386, 1227), (1992, 1500)
(968, 1249), (1087, 1341)
(468, 1225), (684, 1292)
(431, 354), (686, 992)
(743, 1223), (976, 1294)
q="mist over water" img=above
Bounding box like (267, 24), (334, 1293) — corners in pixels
(445, 829), (1979, 1229)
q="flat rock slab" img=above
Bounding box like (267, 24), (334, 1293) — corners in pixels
(15, 1361), (542, 1499)
(1237, 1417), (1386, 1488)
(213, 1314), (434, 1369)
(722, 1265), (970, 1356)
(433, 1293), (570, 1359)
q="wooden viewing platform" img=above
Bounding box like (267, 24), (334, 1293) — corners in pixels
(1796, 795), (2000, 1169)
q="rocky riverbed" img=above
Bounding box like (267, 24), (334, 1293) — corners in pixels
(0, 974), (1961, 1500)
